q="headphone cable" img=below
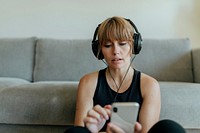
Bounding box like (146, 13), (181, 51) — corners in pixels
(108, 55), (136, 103)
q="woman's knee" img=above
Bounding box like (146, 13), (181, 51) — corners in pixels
(148, 119), (186, 133)
(64, 126), (90, 133)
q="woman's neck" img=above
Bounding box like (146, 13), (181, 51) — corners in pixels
(106, 66), (134, 92)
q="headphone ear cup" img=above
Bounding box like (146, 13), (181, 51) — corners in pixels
(92, 40), (104, 60)
(133, 33), (142, 54)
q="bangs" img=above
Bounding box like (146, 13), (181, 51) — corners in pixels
(104, 24), (132, 43)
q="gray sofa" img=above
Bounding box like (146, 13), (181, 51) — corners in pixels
(0, 37), (200, 133)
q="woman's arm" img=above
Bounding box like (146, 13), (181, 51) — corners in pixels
(74, 71), (111, 133)
(139, 73), (161, 133)
(74, 72), (98, 126)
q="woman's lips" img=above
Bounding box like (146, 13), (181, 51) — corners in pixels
(111, 58), (123, 63)
(112, 58), (121, 61)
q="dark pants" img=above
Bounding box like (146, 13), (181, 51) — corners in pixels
(148, 119), (186, 133)
(64, 119), (186, 133)
(64, 126), (90, 133)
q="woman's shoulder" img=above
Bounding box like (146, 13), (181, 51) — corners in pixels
(140, 72), (158, 84)
(77, 71), (100, 98)
(80, 71), (99, 83)
(78, 71), (99, 90)
(79, 68), (106, 83)
(140, 72), (160, 95)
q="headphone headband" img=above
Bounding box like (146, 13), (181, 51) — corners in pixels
(125, 19), (139, 33)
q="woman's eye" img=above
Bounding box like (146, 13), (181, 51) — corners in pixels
(119, 42), (127, 46)
(104, 43), (112, 48)
(104, 45), (111, 48)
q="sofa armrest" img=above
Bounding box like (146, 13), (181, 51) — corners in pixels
(192, 48), (200, 83)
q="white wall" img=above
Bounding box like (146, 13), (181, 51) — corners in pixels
(0, 0), (199, 48)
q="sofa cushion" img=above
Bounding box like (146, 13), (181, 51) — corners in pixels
(0, 77), (30, 89)
(159, 82), (200, 129)
(34, 39), (106, 81)
(0, 124), (70, 133)
(192, 48), (200, 83)
(134, 38), (193, 82)
(0, 81), (78, 125)
(0, 37), (36, 81)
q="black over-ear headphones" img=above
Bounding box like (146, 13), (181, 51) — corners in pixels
(91, 18), (142, 60)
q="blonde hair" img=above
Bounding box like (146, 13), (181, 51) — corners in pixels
(97, 16), (135, 56)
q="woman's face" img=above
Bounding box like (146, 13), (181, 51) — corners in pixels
(101, 40), (132, 69)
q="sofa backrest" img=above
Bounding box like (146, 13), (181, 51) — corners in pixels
(0, 37), (36, 81)
(133, 38), (193, 82)
(34, 38), (193, 82)
(34, 38), (106, 81)
(0, 37), (193, 82)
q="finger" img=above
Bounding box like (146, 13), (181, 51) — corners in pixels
(83, 116), (98, 124)
(106, 123), (112, 133)
(104, 105), (112, 116)
(134, 122), (142, 133)
(87, 108), (102, 122)
(104, 104), (112, 110)
(107, 123), (125, 133)
(93, 105), (109, 120)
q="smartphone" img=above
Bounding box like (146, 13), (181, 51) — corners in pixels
(111, 102), (139, 133)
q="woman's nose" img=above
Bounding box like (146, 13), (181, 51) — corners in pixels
(113, 44), (120, 55)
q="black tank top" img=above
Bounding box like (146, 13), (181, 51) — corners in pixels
(93, 68), (143, 131)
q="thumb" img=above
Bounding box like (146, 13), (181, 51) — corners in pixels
(135, 122), (142, 133)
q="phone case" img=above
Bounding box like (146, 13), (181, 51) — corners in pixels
(111, 102), (139, 133)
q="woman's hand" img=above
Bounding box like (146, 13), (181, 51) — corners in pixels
(84, 105), (112, 133)
(106, 123), (125, 133)
(106, 122), (142, 133)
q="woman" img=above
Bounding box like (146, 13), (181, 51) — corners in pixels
(65, 16), (185, 133)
